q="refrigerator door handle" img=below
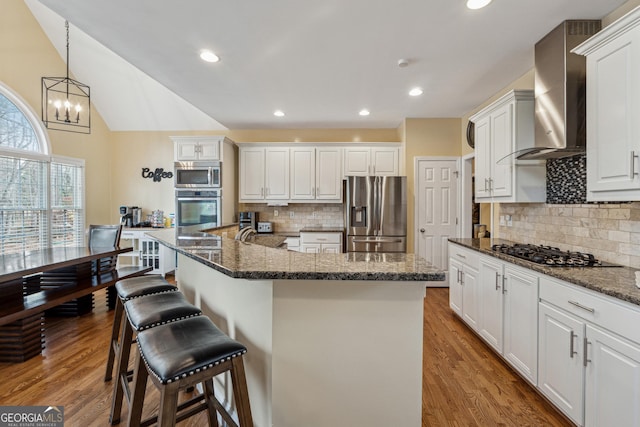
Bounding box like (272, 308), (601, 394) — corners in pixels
(352, 238), (403, 243)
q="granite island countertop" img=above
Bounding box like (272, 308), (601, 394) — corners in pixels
(148, 228), (443, 282)
(449, 238), (640, 307)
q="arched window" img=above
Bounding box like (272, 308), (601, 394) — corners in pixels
(0, 81), (84, 255)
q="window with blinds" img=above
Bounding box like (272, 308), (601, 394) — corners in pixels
(0, 87), (85, 255)
(50, 160), (84, 247)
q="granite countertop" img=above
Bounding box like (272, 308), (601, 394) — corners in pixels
(148, 228), (443, 282)
(449, 238), (640, 307)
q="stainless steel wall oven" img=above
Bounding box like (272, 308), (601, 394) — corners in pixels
(175, 189), (221, 230)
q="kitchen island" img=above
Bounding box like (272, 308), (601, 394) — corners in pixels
(147, 228), (444, 427)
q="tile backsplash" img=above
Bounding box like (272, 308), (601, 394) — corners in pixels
(497, 202), (640, 268)
(239, 203), (344, 232)
(546, 154), (587, 204)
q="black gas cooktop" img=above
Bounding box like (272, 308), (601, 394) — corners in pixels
(491, 243), (621, 267)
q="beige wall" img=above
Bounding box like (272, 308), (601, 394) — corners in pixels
(1, 0), (115, 226)
(404, 118), (462, 252)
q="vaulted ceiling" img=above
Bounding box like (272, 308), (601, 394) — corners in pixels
(28, 0), (627, 131)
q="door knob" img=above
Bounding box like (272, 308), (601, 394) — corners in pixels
(420, 228), (425, 233)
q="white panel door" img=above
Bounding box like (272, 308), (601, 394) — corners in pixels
(478, 257), (503, 353)
(417, 159), (458, 284)
(343, 148), (370, 176)
(490, 103), (513, 198)
(474, 117), (491, 200)
(587, 29), (640, 193)
(538, 302), (585, 425)
(585, 324), (640, 427)
(265, 147), (290, 200)
(239, 148), (265, 200)
(316, 147), (342, 200)
(503, 265), (538, 385)
(371, 147), (399, 176)
(290, 147), (315, 200)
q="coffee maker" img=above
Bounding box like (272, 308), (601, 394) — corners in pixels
(238, 211), (258, 230)
(120, 206), (142, 227)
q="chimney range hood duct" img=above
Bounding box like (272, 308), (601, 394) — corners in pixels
(515, 20), (601, 161)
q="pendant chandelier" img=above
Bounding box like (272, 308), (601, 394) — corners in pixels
(42, 20), (91, 134)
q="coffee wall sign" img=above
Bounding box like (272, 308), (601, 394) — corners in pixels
(142, 167), (173, 182)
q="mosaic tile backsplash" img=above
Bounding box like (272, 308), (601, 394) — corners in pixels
(497, 202), (640, 268)
(546, 154), (587, 204)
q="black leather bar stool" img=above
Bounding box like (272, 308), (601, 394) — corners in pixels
(109, 291), (202, 425)
(104, 275), (178, 382)
(127, 316), (253, 427)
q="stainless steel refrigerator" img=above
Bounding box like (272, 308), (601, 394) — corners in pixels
(345, 175), (407, 253)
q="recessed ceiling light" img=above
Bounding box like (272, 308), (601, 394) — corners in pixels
(199, 50), (220, 63)
(359, 109), (370, 116)
(466, 0), (492, 10)
(274, 110), (285, 117)
(409, 87), (423, 97)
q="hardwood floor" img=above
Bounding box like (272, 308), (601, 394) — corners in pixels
(0, 284), (571, 426)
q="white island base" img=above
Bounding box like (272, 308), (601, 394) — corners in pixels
(176, 253), (427, 427)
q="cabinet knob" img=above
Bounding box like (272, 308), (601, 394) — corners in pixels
(420, 228), (425, 233)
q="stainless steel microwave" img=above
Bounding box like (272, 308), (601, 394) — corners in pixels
(174, 161), (221, 188)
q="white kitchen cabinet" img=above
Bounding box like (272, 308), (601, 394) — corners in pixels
(470, 90), (546, 203)
(300, 232), (342, 254)
(172, 136), (222, 161)
(343, 145), (400, 176)
(290, 147), (342, 202)
(538, 275), (640, 426)
(478, 256), (503, 353)
(502, 264), (539, 385)
(538, 301), (585, 425)
(573, 7), (640, 201)
(119, 229), (176, 277)
(451, 243), (539, 385)
(239, 147), (266, 201)
(239, 146), (289, 202)
(448, 243), (480, 331)
(283, 237), (300, 252)
(265, 147), (290, 200)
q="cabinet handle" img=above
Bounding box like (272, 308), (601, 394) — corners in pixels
(632, 151), (639, 178)
(495, 272), (501, 290)
(501, 275), (507, 294)
(372, 165), (376, 175)
(316, 238), (327, 241)
(488, 177), (493, 191)
(456, 253), (466, 259)
(312, 187), (315, 197)
(484, 178), (488, 191)
(457, 270), (461, 284)
(261, 187), (264, 197)
(569, 331), (578, 358)
(568, 300), (595, 313)
(460, 271), (465, 285)
(583, 337), (591, 367)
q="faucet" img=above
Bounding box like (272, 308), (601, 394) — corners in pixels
(235, 226), (257, 242)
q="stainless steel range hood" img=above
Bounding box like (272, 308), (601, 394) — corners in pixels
(516, 20), (601, 160)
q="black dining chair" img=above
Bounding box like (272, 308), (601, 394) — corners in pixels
(88, 224), (123, 274)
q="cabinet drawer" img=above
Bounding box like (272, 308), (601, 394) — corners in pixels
(121, 231), (139, 239)
(540, 276), (640, 345)
(448, 243), (479, 270)
(300, 232), (341, 244)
